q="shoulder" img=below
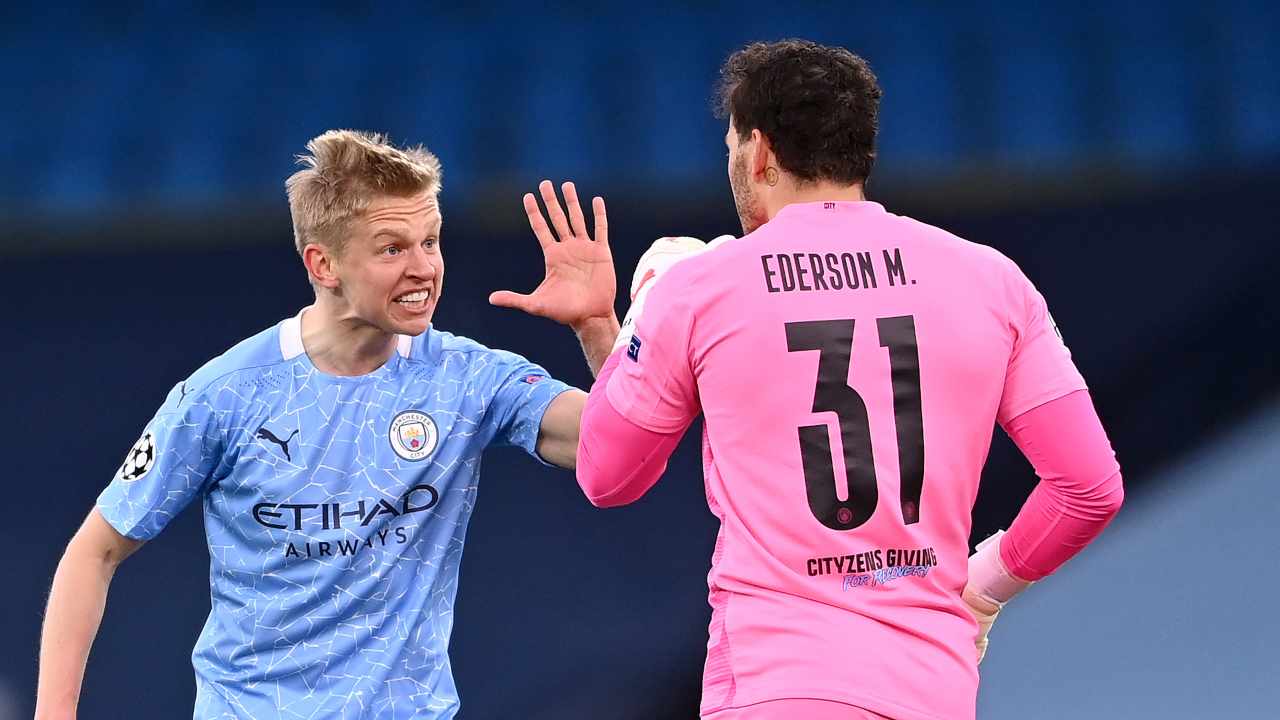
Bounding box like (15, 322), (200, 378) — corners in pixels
(180, 319), (291, 402)
(889, 212), (1023, 274)
(419, 327), (536, 374)
(885, 212), (1042, 322)
(431, 327), (494, 356)
(648, 237), (739, 306)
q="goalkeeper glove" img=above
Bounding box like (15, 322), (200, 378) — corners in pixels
(612, 235), (734, 352)
(963, 530), (1032, 663)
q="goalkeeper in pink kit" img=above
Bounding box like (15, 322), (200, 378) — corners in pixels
(510, 40), (1124, 720)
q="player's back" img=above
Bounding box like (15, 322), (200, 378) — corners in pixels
(668, 200), (1061, 720)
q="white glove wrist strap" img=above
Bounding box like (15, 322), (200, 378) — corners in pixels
(967, 530), (1032, 606)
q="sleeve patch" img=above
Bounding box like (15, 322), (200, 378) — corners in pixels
(115, 431), (157, 482)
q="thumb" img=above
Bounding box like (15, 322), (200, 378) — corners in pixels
(489, 290), (536, 311)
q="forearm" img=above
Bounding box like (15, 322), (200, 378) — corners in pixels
(577, 350), (684, 506)
(37, 511), (139, 719)
(36, 544), (118, 718)
(998, 389), (1124, 584)
(536, 389), (586, 470)
(962, 392), (1122, 662)
(572, 314), (621, 377)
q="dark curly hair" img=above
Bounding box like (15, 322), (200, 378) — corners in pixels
(715, 39), (883, 185)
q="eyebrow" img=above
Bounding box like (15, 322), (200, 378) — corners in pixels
(374, 225), (441, 242)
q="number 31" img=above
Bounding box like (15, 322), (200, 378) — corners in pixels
(785, 316), (924, 531)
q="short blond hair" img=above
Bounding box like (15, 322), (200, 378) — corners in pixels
(286, 130), (443, 255)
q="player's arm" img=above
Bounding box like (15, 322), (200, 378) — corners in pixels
(966, 390), (1123, 662)
(533, 233), (720, 472)
(576, 250), (703, 506)
(534, 389), (587, 469)
(41, 379), (223, 706)
(966, 389), (1123, 661)
(999, 390), (1124, 579)
(575, 234), (726, 504)
(576, 348), (687, 506)
(489, 180), (619, 377)
(491, 181), (713, 482)
(36, 509), (144, 719)
(964, 266), (1124, 661)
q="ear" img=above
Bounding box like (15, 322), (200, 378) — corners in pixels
(750, 128), (774, 181)
(302, 243), (341, 290)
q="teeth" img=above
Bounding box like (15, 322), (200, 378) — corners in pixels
(397, 290), (430, 303)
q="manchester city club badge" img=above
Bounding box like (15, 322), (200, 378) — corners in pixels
(388, 410), (439, 461)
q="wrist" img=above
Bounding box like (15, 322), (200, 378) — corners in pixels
(572, 314), (622, 377)
(966, 530), (1032, 606)
(571, 313), (620, 341)
(961, 585), (1002, 617)
(35, 699), (77, 720)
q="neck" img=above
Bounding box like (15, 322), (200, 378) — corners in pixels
(765, 180), (866, 221)
(301, 294), (400, 376)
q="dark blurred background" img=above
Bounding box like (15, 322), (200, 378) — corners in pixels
(4, 2), (1278, 718)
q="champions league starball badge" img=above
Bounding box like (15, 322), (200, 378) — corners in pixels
(116, 431), (157, 481)
(388, 410), (439, 461)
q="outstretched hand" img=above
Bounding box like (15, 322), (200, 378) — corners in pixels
(489, 180), (617, 330)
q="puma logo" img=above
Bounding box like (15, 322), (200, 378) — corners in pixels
(255, 427), (299, 461)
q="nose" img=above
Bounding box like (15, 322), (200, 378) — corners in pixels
(405, 244), (436, 281)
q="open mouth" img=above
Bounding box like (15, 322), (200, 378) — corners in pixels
(394, 288), (433, 311)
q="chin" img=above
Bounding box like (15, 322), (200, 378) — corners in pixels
(380, 308), (433, 337)
(396, 316), (432, 336)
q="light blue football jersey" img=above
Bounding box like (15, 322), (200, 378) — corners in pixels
(97, 310), (572, 719)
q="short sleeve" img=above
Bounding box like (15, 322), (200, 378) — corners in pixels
(96, 382), (225, 541)
(482, 351), (573, 461)
(997, 268), (1088, 425)
(606, 273), (700, 433)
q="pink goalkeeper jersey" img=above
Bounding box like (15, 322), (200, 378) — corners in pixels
(606, 201), (1086, 720)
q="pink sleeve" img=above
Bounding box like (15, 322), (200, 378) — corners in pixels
(997, 265), (1088, 424)
(576, 348), (688, 507)
(605, 272), (701, 433)
(998, 389), (1124, 581)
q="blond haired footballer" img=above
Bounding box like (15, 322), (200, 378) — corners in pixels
(36, 130), (618, 720)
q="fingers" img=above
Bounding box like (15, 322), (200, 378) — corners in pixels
(562, 182), (589, 239)
(529, 179), (606, 245)
(538, 180), (574, 242)
(488, 290), (536, 311)
(522, 193), (555, 250)
(592, 195), (608, 247)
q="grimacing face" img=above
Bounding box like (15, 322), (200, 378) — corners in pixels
(726, 122), (766, 235)
(334, 190), (443, 337)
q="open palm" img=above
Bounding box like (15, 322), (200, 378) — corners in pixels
(490, 180), (617, 328)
